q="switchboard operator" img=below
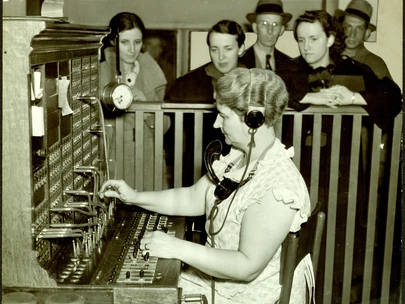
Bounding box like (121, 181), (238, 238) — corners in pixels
(100, 68), (312, 304)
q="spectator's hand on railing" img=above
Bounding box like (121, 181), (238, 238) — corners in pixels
(300, 91), (340, 108)
(323, 85), (354, 106)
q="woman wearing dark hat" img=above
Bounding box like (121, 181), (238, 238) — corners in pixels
(239, 0), (292, 72)
(335, 0), (392, 79)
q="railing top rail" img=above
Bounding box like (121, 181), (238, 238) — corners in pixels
(126, 102), (371, 116)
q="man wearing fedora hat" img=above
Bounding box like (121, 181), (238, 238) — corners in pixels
(239, 0), (292, 72)
(336, 0), (393, 217)
(336, 0), (391, 79)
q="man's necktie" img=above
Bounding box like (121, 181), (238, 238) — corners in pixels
(265, 54), (272, 70)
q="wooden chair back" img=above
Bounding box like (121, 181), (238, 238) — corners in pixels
(278, 204), (326, 304)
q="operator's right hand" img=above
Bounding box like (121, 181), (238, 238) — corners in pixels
(99, 180), (137, 203)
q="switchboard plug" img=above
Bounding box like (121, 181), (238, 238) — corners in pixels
(51, 207), (96, 217)
(89, 123), (113, 133)
(64, 189), (92, 203)
(72, 240), (79, 259)
(74, 165), (101, 190)
(36, 228), (84, 240)
(35, 149), (47, 157)
(159, 225), (168, 233)
(89, 124), (104, 134)
(63, 189), (92, 212)
(181, 294), (208, 303)
(74, 165), (99, 174)
(62, 202), (92, 213)
(78, 95), (98, 105)
(64, 189), (106, 212)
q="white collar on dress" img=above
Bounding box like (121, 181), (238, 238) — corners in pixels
(124, 60), (140, 87)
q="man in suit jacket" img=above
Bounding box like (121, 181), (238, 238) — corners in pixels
(239, 0), (292, 72)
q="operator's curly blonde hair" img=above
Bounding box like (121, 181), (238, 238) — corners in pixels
(215, 68), (288, 126)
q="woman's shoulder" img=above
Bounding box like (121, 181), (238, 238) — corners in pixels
(138, 52), (166, 77)
(179, 63), (212, 81)
(257, 141), (306, 192)
(277, 55), (307, 73)
(334, 55), (370, 73)
(166, 63), (214, 102)
(138, 51), (158, 65)
(137, 52), (167, 87)
(260, 139), (294, 166)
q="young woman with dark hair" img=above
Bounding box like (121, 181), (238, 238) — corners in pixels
(100, 12), (170, 189)
(277, 10), (401, 129)
(100, 12), (166, 102)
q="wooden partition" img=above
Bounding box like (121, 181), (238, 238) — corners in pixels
(116, 103), (402, 303)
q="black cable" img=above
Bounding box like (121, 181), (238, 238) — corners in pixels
(208, 136), (253, 236)
(114, 35), (122, 81)
(208, 130), (256, 304)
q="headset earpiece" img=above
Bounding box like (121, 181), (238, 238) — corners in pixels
(245, 69), (265, 129)
(245, 106), (265, 129)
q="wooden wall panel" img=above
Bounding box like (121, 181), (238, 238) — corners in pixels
(2, 19), (57, 287)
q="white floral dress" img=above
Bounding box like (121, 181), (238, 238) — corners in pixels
(179, 138), (313, 304)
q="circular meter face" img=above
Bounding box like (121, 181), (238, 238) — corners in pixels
(102, 82), (133, 111)
(110, 83), (133, 109)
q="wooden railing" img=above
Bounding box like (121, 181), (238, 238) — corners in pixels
(113, 103), (402, 304)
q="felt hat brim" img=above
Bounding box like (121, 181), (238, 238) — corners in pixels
(246, 12), (292, 25)
(335, 8), (376, 32)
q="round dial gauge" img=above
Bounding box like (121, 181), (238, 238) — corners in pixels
(101, 82), (133, 111)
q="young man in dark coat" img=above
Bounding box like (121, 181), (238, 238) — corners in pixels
(239, 0), (292, 73)
(166, 20), (245, 103)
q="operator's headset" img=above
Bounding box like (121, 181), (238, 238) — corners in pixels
(204, 71), (265, 203)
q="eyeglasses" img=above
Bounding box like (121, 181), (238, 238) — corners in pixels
(257, 21), (282, 30)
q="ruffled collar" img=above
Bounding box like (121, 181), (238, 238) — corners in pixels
(307, 61), (335, 92)
(124, 60), (140, 87)
(211, 138), (295, 182)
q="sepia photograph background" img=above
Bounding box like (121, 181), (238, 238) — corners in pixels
(2, 0), (403, 302)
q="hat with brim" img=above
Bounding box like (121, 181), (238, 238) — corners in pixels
(246, 0), (292, 25)
(335, 0), (376, 32)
